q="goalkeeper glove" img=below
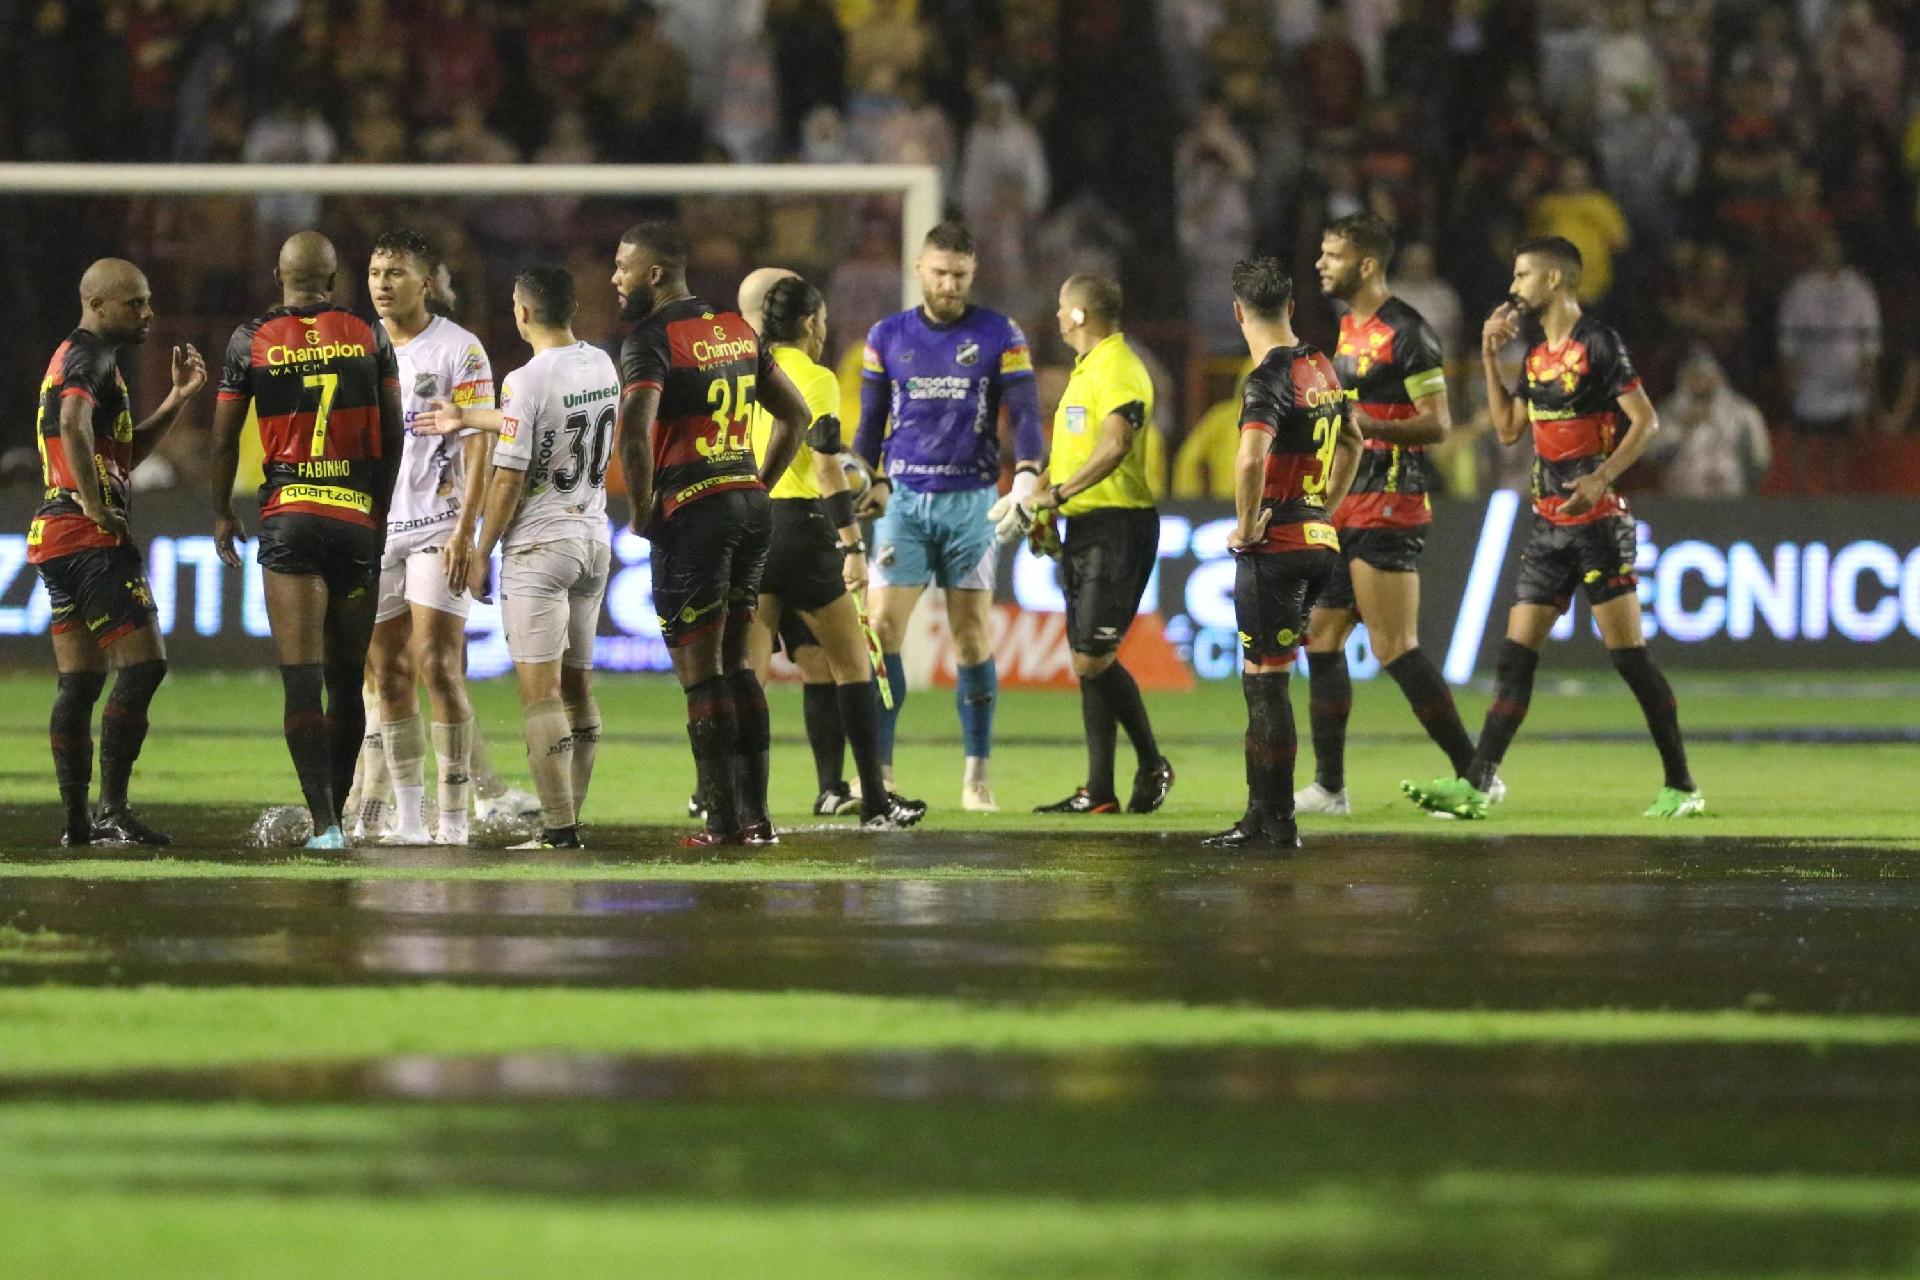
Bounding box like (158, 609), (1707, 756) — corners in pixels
(987, 469), (1041, 545)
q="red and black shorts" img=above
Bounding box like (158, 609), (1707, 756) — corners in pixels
(1316, 523), (1427, 612)
(650, 488), (772, 648)
(1513, 513), (1639, 612)
(38, 542), (156, 648)
(1062, 506), (1159, 657)
(258, 514), (381, 599)
(1234, 546), (1337, 666)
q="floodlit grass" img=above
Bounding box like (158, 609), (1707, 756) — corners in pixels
(5, 986), (1920, 1078)
(0, 854), (1082, 883)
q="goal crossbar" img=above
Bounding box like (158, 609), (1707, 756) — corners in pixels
(0, 163), (944, 307)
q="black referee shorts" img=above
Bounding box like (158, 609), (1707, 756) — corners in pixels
(1513, 513), (1639, 613)
(1061, 506), (1159, 657)
(650, 489), (772, 648)
(764, 497), (847, 615)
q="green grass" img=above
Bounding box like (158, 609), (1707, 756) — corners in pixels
(1, 669), (1916, 844)
(0, 854), (1082, 882)
(7, 986), (1920, 1078)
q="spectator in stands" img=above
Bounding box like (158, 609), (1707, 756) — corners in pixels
(958, 82), (1050, 227)
(1707, 73), (1796, 249)
(1661, 242), (1750, 378)
(1655, 7), (1714, 134)
(241, 94), (337, 244)
(1596, 81), (1699, 252)
(1650, 351), (1773, 498)
(1393, 242), (1466, 361)
(341, 86), (409, 164)
(409, 0), (502, 130)
(1777, 231), (1882, 492)
(1176, 108), (1255, 354)
(1296, 6), (1368, 133)
(594, 4), (698, 161)
(1727, 6), (1806, 140)
(846, 0), (927, 95)
(420, 100), (518, 165)
(769, 0), (847, 151)
(1590, 0), (1661, 123)
(1817, 0), (1904, 124)
(1528, 153), (1631, 302)
(332, 0), (407, 98)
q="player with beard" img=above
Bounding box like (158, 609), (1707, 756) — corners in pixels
(612, 222), (812, 846)
(1402, 237), (1704, 820)
(1296, 214), (1487, 815)
(32, 258), (206, 846)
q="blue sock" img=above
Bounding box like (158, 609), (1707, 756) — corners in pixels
(877, 652), (908, 767)
(956, 659), (997, 759)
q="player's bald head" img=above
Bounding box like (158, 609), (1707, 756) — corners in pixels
(79, 258), (148, 308)
(1061, 273), (1122, 328)
(737, 266), (799, 335)
(276, 231), (339, 293)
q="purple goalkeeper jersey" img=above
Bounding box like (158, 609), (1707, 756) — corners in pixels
(855, 304), (1044, 493)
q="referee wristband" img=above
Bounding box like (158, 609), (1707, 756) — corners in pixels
(823, 489), (856, 528)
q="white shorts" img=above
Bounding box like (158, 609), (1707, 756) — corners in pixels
(376, 543), (472, 623)
(500, 537), (611, 668)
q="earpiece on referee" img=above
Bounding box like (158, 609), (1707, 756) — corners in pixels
(1069, 307), (1085, 326)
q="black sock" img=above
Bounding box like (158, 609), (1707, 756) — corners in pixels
(1610, 646), (1695, 791)
(686, 677), (740, 833)
(1305, 650), (1350, 792)
(838, 679), (893, 817)
(1078, 671), (1119, 802)
(801, 682), (845, 792)
(1242, 671), (1297, 822)
(1385, 647), (1476, 777)
(99, 659), (165, 812)
(727, 669), (771, 826)
(279, 663), (334, 830)
(324, 662), (363, 826)
(51, 670), (106, 831)
(1468, 640), (1538, 790)
(1089, 662), (1160, 773)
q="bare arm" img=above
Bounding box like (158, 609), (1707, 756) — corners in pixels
(1322, 410), (1366, 511)
(1481, 305), (1528, 446)
(1035, 411), (1136, 511)
(412, 402), (504, 435)
(132, 343), (207, 467)
(1356, 389), (1452, 446)
(618, 384), (662, 535)
(809, 445), (869, 594)
(209, 394), (249, 566)
(1228, 427), (1273, 552)
(58, 397), (128, 544)
(1561, 385), (1659, 517)
(755, 363), (810, 490)
(444, 428), (492, 592)
(463, 463), (528, 600)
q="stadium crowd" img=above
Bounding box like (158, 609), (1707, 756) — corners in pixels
(1, 0), (1916, 496)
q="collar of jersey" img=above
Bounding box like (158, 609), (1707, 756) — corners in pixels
(1075, 331), (1126, 368)
(915, 304), (977, 332)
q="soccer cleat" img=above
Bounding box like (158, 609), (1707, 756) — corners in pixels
(93, 806), (172, 847)
(349, 795), (389, 842)
(1293, 782), (1352, 816)
(378, 823), (434, 846)
(1127, 757), (1176, 814)
(509, 827), (584, 850)
(961, 781), (999, 813)
(812, 783), (861, 817)
(742, 820), (779, 848)
(59, 823), (98, 848)
(686, 792), (706, 821)
(1644, 787), (1706, 818)
(475, 787), (543, 823)
(434, 814), (471, 846)
(1487, 775), (1508, 805)
(1201, 810), (1300, 852)
(1400, 776), (1490, 820)
(304, 825), (348, 850)
(861, 794), (928, 831)
(1034, 788), (1119, 814)
(679, 827), (745, 849)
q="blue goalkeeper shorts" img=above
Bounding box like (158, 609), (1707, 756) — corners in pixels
(871, 486), (997, 591)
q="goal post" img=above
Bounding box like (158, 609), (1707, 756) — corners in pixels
(0, 162), (944, 309)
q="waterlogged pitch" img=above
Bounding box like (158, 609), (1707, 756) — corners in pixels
(1, 672), (1917, 1278)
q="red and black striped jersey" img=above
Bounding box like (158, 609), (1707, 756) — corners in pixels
(218, 303), (399, 527)
(1331, 296), (1447, 531)
(1514, 314), (1640, 525)
(620, 297), (776, 520)
(1238, 343), (1346, 555)
(29, 329), (134, 564)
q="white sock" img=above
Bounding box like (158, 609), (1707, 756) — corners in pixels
(965, 756), (990, 787)
(564, 694), (601, 819)
(349, 687), (388, 824)
(523, 696), (576, 830)
(432, 719), (472, 843)
(384, 712), (427, 833)
(469, 716), (506, 800)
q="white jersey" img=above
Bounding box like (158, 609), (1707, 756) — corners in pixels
(385, 315), (494, 543)
(494, 342), (619, 549)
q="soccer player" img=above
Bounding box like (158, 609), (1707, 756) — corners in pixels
(745, 274), (927, 830)
(211, 231), (405, 849)
(1402, 236), (1705, 820)
(1027, 273), (1175, 815)
(32, 259), (205, 847)
(1208, 258), (1363, 851)
(363, 229), (495, 846)
(437, 266), (614, 850)
(612, 221), (812, 847)
(855, 221), (1045, 812)
(1296, 213), (1486, 815)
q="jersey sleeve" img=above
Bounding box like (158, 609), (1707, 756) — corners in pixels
(998, 318), (1035, 380)
(372, 322), (400, 389)
(217, 324), (255, 403)
(621, 323), (669, 393)
(1594, 326), (1641, 399)
(801, 362), (842, 422)
(492, 368), (532, 471)
(1094, 353), (1152, 430)
(451, 339), (495, 410)
(860, 318), (889, 383)
(1238, 365), (1286, 435)
(1399, 317), (1448, 402)
(58, 340), (117, 406)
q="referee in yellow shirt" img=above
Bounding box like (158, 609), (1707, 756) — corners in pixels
(1029, 274), (1174, 814)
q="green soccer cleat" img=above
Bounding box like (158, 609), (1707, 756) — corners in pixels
(1643, 787), (1706, 818)
(1400, 775), (1490, 820)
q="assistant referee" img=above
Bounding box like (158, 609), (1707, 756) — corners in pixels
(1030, 274), (1174, 814)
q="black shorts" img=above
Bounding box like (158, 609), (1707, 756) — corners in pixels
(1317, 524), (1428, 612)
(38, 543), (156, 648)
(1513, 514), (1639, 612)
(764, 498), (846, 615)
(651, 488), (772, 648)
(776, 606), (820, 656)
(257, 514), (381, 599)
(1235, 547), (1338, 665)
(1062, 506), (1159, 657)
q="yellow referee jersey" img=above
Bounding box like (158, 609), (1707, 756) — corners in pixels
(1050, 332), (1156, 518)
(749, 345), (838, 500)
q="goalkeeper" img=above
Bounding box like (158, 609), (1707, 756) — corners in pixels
(854, 221), (1044, 813)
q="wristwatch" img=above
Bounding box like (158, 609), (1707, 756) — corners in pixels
(1048, 483), (1065, 508)
(839, 540), (867, 556)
